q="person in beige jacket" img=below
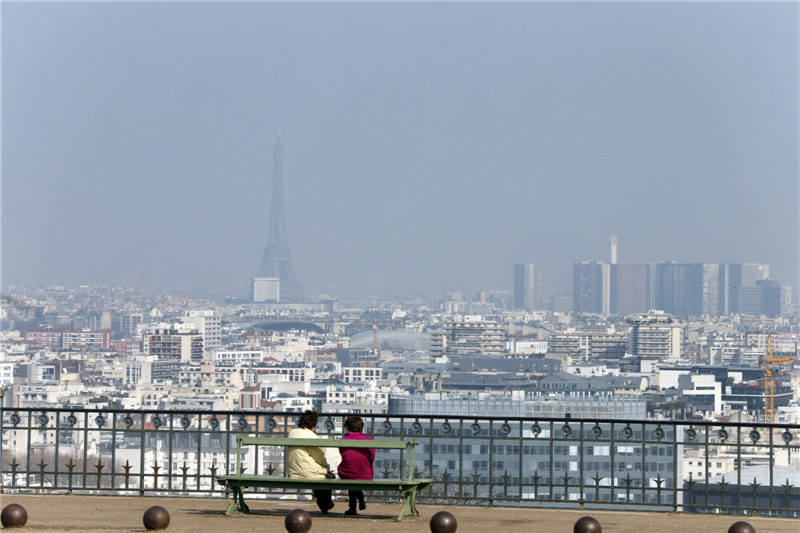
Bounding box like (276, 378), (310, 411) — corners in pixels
(287, 410), (335, 514)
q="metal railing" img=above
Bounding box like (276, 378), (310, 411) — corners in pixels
(1, 407), (798, 516)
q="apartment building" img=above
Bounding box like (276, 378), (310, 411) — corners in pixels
(430, 317), (505, 357)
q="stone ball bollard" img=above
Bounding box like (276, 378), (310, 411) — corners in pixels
(285, 508), (312, 533)
(142, 505), (170, 531)
(574, 515), (602, 533)
(430, 510), (457, 533)
(1, 504), (28, 529)
(728, 521), (756, 533)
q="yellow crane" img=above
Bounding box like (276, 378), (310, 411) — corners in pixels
(762, 334), (794, 424)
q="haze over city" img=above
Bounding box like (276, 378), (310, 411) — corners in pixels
(2, 1), (798, 300)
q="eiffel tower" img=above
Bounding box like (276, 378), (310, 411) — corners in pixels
(256, 136), (305, 301)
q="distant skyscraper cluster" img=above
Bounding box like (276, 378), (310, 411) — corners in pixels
(518, 237), (791, 317)
(571, 240), (789, 316)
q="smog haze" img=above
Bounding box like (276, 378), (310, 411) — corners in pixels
(2, 2), (798, 300)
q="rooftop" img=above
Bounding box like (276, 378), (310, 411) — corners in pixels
(3, 494), (795, 533)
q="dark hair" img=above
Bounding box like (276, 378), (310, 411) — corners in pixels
(297, 410), (319, 430)
(344, 416), (364, 433)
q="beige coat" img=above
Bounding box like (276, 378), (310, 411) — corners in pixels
(286, 427), (330, 479)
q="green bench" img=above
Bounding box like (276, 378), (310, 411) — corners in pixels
(216, 435), (433, 521)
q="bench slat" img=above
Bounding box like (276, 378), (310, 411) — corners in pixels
(217, 476), (433, 492)
(237, 436), (412, 450)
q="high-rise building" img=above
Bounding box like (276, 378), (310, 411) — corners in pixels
(737, 280), (792, 316)
(652, 262), (770, 317)
(513, 263), (543, 310)
(654, 262), (696, 316)
(572, 260), (608, 314)
(720, 263), (770, 314)
(255, 136), (304, 301)
(695, 262), (720, 316)
(610, 263), (649, 316)
(651, 262), (721, 317)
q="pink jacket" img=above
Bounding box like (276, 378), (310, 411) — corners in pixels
(337, 432), (375, 480)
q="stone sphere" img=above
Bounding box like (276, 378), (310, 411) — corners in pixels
(1, 504), (28, 528)
(574, 515), (602, 533)
(285, 508), (312, 533)
(430, 510), (457, 533)
(142, 505), (170, 531)
(728, 521), (756, 533)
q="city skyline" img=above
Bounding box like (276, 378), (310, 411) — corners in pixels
(2, 2), (797, 300)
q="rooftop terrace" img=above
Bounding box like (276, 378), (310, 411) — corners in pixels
(3, 407), (799, 531)
(2, 494), (796, 533)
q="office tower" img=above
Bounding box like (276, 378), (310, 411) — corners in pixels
(737, 280), (791, 316)
(255, 136), (305, 301)
(513, 263), (543, 310)
(652, 262), (721, 317)
(654, 262), (696, 316)
(610, 263), (649, 316)
(720, 263), (770, 314)
(696, 262), (720, 316)
(573, 260), (606, 313)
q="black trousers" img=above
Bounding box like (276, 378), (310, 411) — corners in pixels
(348, 490), (365, 510)
(313, 489), (332, 511)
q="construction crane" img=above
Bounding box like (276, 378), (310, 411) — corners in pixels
(762, 334), (794, 424)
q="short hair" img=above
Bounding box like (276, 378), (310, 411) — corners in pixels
(297, 410), (319, 430)
(344, 416), (364, 433)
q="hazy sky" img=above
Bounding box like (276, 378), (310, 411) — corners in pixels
(2, 1), (798, 300)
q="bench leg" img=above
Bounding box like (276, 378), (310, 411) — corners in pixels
(224, 487), (251, 516)
(237, 487), (251, 514)
(225, 488), (239, 516)
(396, 488), (419, 521)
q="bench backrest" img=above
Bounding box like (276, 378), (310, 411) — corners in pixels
(233, 435), (419, 481)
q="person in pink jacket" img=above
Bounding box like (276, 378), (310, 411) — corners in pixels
(337, 416), (375, 515)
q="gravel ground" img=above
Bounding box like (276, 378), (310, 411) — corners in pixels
(0, 494), (795, 532)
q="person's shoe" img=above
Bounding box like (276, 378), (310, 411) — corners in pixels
(318, 501), (335, 515)
(358, 500), (366, 511)
(344, 508), (358, 516)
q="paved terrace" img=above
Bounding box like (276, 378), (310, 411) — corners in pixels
(1, 495), (794, 532)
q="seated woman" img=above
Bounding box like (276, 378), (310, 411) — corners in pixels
(287, 410), (335, 514)
(338, 415), (375, 516)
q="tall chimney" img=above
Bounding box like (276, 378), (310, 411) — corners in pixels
(611, 235), (618, 264)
